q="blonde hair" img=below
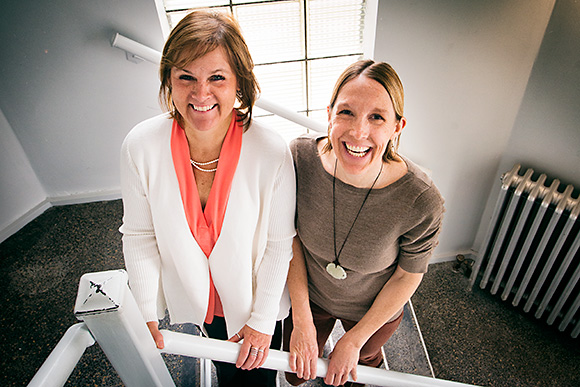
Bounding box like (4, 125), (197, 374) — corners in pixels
(324, 60), (404, 162)
(158, 10), (259, 131)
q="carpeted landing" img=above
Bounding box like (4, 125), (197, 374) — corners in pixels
(2, 200), (579, 386)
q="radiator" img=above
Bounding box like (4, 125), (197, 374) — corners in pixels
(470, 164), (580, 338)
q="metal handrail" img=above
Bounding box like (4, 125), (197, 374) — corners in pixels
(161, 330), (477, 387)
(27, 270), (481, 387)
(28, 323), (95, 387)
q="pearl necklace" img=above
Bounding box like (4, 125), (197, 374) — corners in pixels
(190, 158), (219, 172)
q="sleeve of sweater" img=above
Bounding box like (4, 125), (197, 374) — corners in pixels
(246, 145), (297, 334)
(119, 132), (162, 323)
(398, 185), (445, 273)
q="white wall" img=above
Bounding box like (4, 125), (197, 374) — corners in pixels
(0, 0), (164, 241)
(0, 108), (48, 242)
(0, 0), (164, 197)
(373, 0), (555, 260)
(2, 0), (578, 255)
(473, 0), (580, 250)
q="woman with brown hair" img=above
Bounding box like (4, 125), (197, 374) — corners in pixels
(120, 10), (295, 386)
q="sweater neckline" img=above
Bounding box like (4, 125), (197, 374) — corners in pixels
(310, 134), (412, 194)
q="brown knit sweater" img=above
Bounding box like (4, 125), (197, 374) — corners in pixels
(291, 134), (445, 321)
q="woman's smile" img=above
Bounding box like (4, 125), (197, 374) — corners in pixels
(191, 104), (217, 112)
(343, 142), (372, 158)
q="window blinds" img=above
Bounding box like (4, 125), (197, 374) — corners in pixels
(163, 0), (365, 141)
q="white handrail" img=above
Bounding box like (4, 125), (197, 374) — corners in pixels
(28, 323), (95, 387)
(111, 33), (162, 63)
(28, 270), (480, 387)
(161, 330), (479, 387)
(254, 97), (326, 133)
(111, 32), (326, 133)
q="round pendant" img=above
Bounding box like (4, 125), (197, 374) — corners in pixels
(326, 262), (347, 280)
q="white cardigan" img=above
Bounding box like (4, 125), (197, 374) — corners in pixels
(120, 113), (296, 336)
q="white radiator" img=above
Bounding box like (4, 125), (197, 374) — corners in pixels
(470, 164), (580, 338)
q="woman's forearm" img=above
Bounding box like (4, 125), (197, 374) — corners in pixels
(342, 266), (423, 349)
(287, 236), (314, 326)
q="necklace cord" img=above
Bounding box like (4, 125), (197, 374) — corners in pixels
(332, 159), (383, 267)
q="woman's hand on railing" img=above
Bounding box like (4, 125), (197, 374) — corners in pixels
(146, 321), (165, 349)
(288, 321), (319, 380)
(228, 324), (272, 371)
(325, 335), (361, 386)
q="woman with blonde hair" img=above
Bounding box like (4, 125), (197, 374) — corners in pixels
(284, 60), (444, 386)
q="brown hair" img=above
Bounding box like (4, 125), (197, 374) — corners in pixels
(324, 60), (405, 162)
(158, 10), (259, 131)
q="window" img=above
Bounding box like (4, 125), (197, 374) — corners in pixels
(160, 0), (369, 141)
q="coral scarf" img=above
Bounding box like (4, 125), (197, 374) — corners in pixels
(171, 112), (242, 323)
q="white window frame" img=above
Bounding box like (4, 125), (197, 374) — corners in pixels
(154, 0), (377, 56)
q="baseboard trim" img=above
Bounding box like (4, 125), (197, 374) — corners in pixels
(0, 199), (51, 244)
(48, 189), (121, 206)
(429, 250), (477, 265)
(0, 190), (122, 244)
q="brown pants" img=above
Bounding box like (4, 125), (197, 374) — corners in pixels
(283, 302), (403, 386)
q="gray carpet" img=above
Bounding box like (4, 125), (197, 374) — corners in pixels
(1, 200), (578, 386)
(412, 259), (580, 387)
